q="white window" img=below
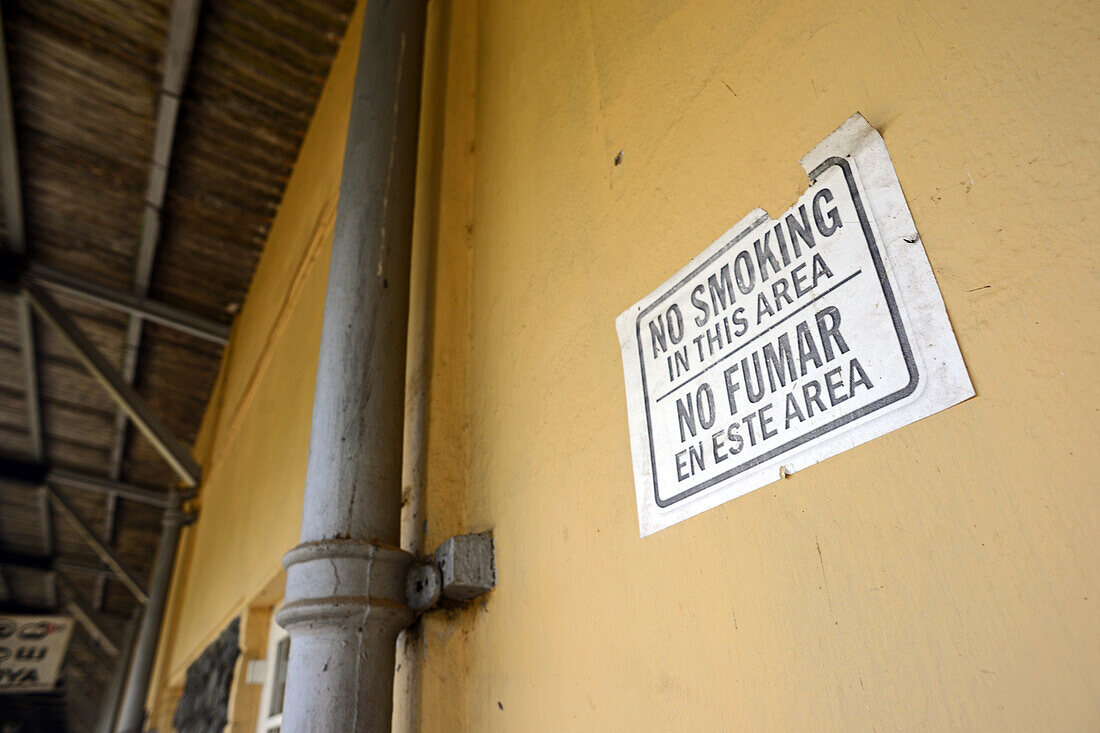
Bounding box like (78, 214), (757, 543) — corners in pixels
(256, 612), (290, 733)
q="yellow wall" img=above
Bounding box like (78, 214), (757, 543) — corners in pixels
(150, 0), (1099, 729)
(415, 0), (1098, 730)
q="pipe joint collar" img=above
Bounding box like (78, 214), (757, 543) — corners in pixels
(280, 539), (413, 632)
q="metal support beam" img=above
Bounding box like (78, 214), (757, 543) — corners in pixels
(0, 599), (57, 614)
(0, 549), (53, 571)
(22, 280), (201, 486)
(15, 299), (43, 459)
(274, 3), (428, 730)
(0, 557), (122, 657)
(28, 265), (230, 344)
(117, 493), (186, 733)
(64, 597), (118, 656)
(1, 2), (55, 617)
(54, 559), (118, 580)
(46, 487), (148, 604)
(96, 318), (142, 607)
(0, 454), (176, 508)
(0, 550), (119, 583)
(36, 486), (59, 606)
(49, 467), (175, 507)
(16, 288), (49, 609)
(0, 4), (24, 255)
(98, 0), (201, 610)
(55, 571), (119, 657)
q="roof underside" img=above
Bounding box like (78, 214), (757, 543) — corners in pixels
(0, 1), (354, 730)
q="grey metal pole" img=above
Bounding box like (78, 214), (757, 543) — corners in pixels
(96, 611), (141, 733)
(116, 493), (186, 733)
(275, 1), (427, 731)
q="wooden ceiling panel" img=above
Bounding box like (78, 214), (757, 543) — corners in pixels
(0, 1), (355, 727)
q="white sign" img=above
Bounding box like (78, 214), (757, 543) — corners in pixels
(0, 615), (74, 693)
(617, 114), (974, 536)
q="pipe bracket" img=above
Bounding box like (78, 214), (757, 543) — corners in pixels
(406, 531), (495, 613)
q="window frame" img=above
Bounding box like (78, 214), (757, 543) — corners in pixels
(256, 610), (290, 733)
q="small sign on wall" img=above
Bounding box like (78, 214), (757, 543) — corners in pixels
(0, 615), (74, 693)
(617, 113), (973, 536)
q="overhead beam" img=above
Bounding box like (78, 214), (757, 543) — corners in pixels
(0, 549), (53, 571)
(36, 486), (59, 606)
(0, 4), (24, 254)
(49, 467), (175, 507)
(0, 550), (127, 583)
(1, 3), (39, 464)
(54, 572), (119, 657)
(99, 0), (203, 609)
(29, 264), (230, 344)
(0, 5), (54, 613)
(0, 599), (55, 614)
(0, 554), (132, 654)
(46, 487), (149, 604)
(54, 559), (117, 580)
(22, 280), (202, 486)
(0, 455), (176, 508)
(20, 302), (47, 606)
(15, 299), (43, 458)
(36, 488), (53, 552)
(107, 0), (203, 472)
(65, 597), (119, 657)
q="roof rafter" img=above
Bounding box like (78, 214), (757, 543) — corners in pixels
(99, 0), (203, 608)
(22, 279), (202, 487)
(29, 264), (230, 344)
(0, 2), (53, 617)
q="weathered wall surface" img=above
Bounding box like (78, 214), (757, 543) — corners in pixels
(415, 0), (1099, 730)
(147, 0), (1099, 729)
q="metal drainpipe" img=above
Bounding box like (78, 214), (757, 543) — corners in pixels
(95, 610), (140, 733)
(116, 492), (187, 732)
(274, 0), (427, 731)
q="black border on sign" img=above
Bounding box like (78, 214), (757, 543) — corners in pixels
(634, 156), (920, 509)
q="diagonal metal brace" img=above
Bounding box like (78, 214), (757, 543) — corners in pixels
(54, 571), (120, 657)
(46, 487), (149, 605)
(21, 279), (201, 487)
